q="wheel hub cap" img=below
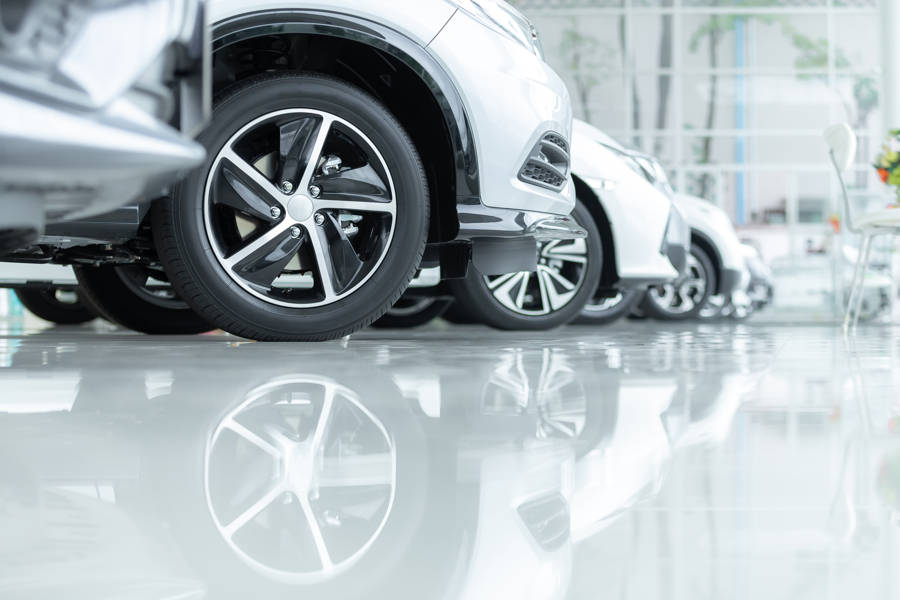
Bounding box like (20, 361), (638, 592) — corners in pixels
(286, 194), (314, 222)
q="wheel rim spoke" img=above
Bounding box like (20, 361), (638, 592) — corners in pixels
(232, 228), (305, 290)
(542, 238), (587, 264)
(299, 116), (334, 192)
(222, 417), (282, 459)
(485, 271), (520, 291)
(216, 146), (285, 222)
(223, 483), (285, 539)
(314, 199), (395, 215)
(314, 164), (395, 213)
(224, 220), (295, 270)
(297, 494), (334, 571)
(276, 117), (322, 187)
(307, 215), (365, 300)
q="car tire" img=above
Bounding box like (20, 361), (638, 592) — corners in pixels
(14, 287), (97, 325)
(372, 297), (453, 329)
(574, 287), (643, 325)
(448, 199), (602, 331)
(152, 72), (429, 341)
(640, 244), (717, 321)
(74, 265), (215, 334)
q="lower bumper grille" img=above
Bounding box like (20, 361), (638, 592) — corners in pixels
(518, 132), (570, 191)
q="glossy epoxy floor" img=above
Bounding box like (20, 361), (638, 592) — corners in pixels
(1, 320), (899, 599)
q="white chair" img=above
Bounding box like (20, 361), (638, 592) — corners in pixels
(824, 123), (900, 331)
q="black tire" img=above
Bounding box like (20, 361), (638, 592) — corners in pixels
(640, 244), (717, 321)
(575, 287), (643, 325)
(14, 287), (97, 325)
(448, 199), (603, 331)
(152, 73), (429, 341)
(372, 297), (453, 329)
(74, 265), (215, 334)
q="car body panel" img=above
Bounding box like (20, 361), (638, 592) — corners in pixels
(209, 0), (456, 46)
(213, 1), (574, 219)
(428, 9), (574, 216)
(673, 194), (746, 275)
(571, 120), (679, 283)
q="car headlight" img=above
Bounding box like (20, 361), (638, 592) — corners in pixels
(452, 0), (544, 58)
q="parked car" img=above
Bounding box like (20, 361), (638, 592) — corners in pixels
(0, 1), (581, 341)
(0, 0), (209, 253)
(640, 193), (748, 320)
(374, 119), (689, 330)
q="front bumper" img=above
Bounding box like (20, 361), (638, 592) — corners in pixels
(663, 205), (691, 275)
(455, 205), (586, 275)
(428, 9), (574, 217)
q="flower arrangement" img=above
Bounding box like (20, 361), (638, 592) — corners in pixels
(875, 130), (900, 205)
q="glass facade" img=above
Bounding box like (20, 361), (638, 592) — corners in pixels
(514, 0), (882, 233)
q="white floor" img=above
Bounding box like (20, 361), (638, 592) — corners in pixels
(1, 318), (899, 599)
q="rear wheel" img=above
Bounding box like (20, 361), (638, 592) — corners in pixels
(640, 245), (716, 321)
(14, 287), (96, 325)
(449, 199), (602, 331)
(153, 73), (428, 341)
(372, 297), (453, 329)
(74, 265), (214, 334)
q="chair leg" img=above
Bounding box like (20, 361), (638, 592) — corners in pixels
(851, 234), (875, 331)
(844, 235), (869, 332)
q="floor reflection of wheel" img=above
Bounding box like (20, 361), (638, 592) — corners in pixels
(153, 73), (428, 341)
(148, 365), (451, 599)
(449, 199), (602, 330)
(14, 287), (97, 325)
(206, 376), (397, 584)
(640, 245), (716, 321)
(74, 265), (214, 334)
(575, 287), (642, 325)
(371, 297), (453, 329)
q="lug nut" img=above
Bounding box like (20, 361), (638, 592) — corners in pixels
(270, 206), (282, 219)
(280, 181), (294, 194)
(290, 226), (302, 239)
(314, 213), (325, 226)
(308, 185), (322, 198)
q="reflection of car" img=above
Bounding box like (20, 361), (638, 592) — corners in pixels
(0, 340), (577, 599)
(0, 322), (770, 598)
(0, 0), (209, 252)
(0, 1), (580, 341)
(641, 194), (748, 320)
(374, 119), (689, 330)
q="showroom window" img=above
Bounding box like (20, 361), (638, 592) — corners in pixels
(515, 0), (882, 233)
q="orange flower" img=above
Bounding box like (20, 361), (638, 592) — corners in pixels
(879, 167), (890, 183)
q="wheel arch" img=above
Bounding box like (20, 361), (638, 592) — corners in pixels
(211, 10), (478, 243)
(690, 229), (724, 295)
(572, 174), (618, 288)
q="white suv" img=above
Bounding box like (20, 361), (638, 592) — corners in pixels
(1, 0), (580, 341)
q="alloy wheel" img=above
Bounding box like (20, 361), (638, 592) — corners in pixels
(203, 109), (397, 308)
(483, 238), (589, 316)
